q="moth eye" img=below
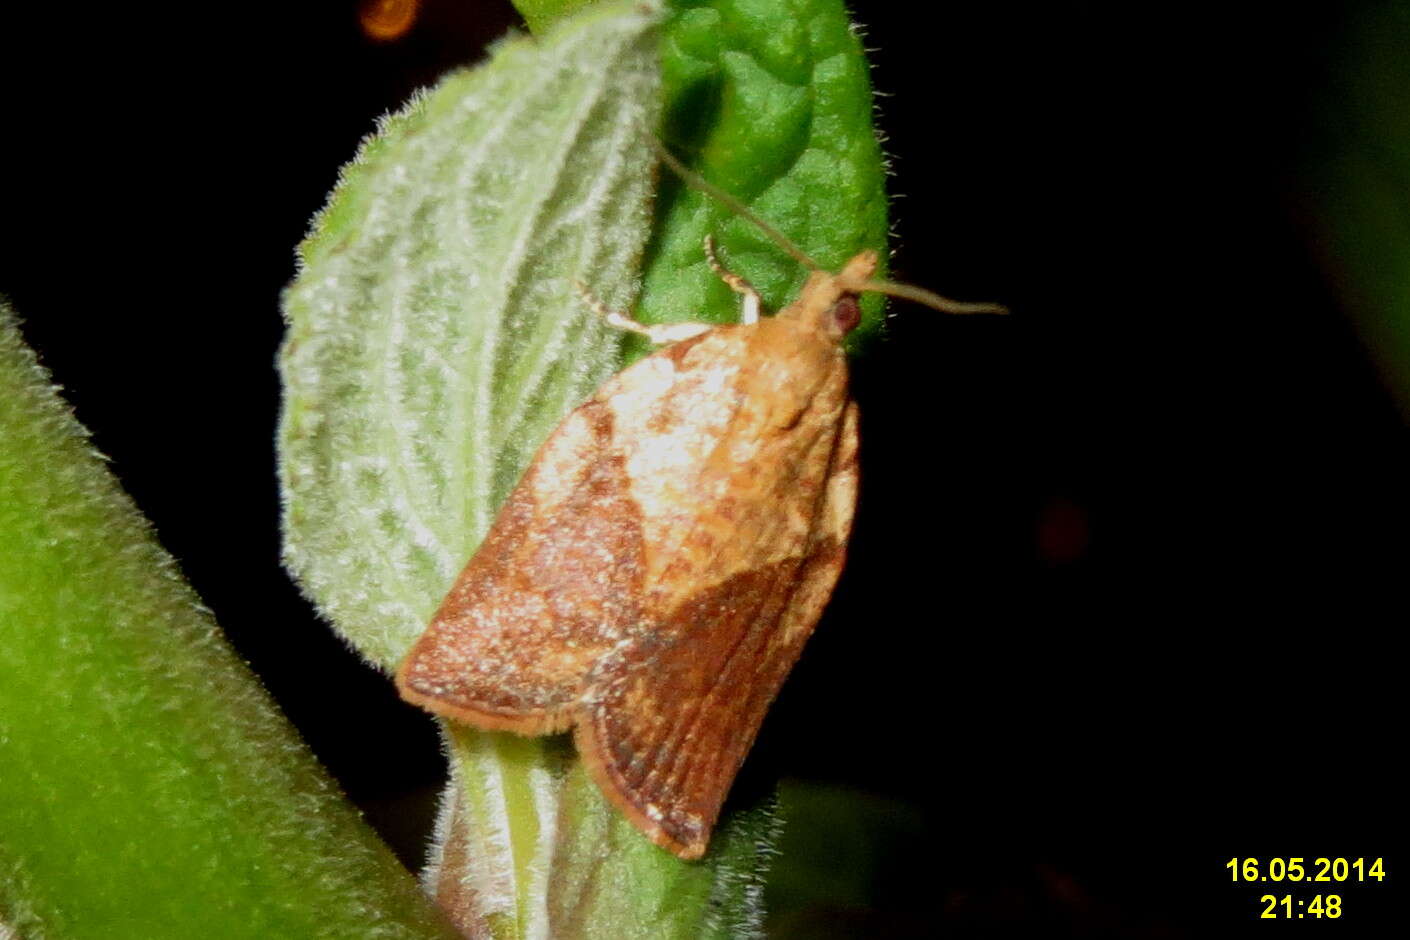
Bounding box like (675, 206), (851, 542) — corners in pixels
(830, 295), (861, 333)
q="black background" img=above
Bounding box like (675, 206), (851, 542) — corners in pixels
(2, 1), (1401, 936)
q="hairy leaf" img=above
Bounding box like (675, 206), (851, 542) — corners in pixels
(281, 3), (660, 671)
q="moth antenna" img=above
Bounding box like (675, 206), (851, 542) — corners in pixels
(859, 279), (1009, 316)
(653, 140), (823, 272)
(654, 140), (1007, 317)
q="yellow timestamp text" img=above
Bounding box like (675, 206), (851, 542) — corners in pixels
(1227, 858), (1388, 921)
(1225, 857), (1385, 883)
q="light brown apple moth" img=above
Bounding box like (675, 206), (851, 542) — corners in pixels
(396, 158), (1004, 859)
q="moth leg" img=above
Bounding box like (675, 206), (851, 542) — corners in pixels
(703, 235), (761, 325)
(572, 280), (711, 345)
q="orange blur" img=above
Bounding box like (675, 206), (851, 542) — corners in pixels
(359, 0), (420, 41)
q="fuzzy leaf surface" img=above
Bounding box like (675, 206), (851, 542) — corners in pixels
(281, 3), (661, 670)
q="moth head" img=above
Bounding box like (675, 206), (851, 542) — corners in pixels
(796, 247), (1008, 340)
(793, 250), (878, 339)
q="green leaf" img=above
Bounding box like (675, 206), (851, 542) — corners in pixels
(517, 0), (890, 353)
(0, 302), (455, 939)
(281, 2), (661, 674)
(643, 0), (890, 354)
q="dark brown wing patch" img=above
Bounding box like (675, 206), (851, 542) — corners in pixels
(575, 540), (846, 858)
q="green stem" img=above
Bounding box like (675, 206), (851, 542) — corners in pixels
(0, 304), (456, 939)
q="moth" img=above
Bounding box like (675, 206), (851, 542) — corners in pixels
(396, 155), (1003, 859)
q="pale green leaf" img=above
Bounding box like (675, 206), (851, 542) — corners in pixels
(280, 3), (661, 671)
